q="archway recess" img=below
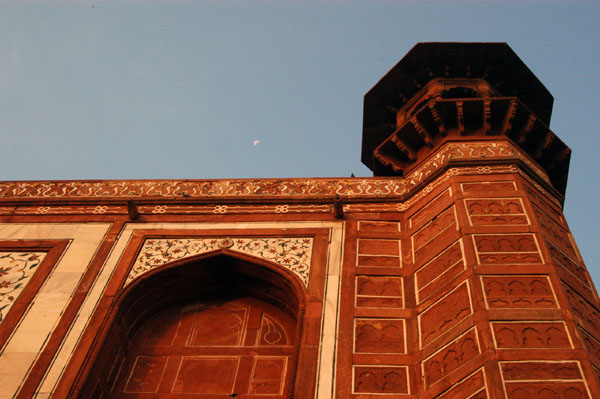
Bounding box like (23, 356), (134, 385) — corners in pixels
(75, 250), (307, 399)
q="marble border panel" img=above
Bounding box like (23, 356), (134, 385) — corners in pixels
(0, 224), (111, 399)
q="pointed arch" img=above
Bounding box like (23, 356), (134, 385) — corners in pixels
(71, 249), (308, 398)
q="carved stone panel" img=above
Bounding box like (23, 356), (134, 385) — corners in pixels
(481, 276), (558, 309)
(460, 181), (517, 193)
(465, 198), (529, 226)
(491, 321), (572, 349)
(434, 368), (487, 399)
(548, 242), (590, 288)
(173, 357), (240, 394)
(579, 327), (600, 362)
(422, 327), (480, 388)
(356, 239), (401, 268)
(355, 276), (404, 308)
(419, 282), (473, 348)
(563, 285), (600, 338)
(409, 188), (452, 229)
(473, 234), (542, 265)
(352, 365), (410, 394)
(412, 206), (457, 254)
(249, 357), (287, 395)
(500, 361), (590, 399)
(358, 221), (401, 235)
(354, 318), (406, 354)
(415, 241), (464, 303)
(188, 304), (248, 347)
(124, 356), (168, 393)
(111, 297), (295, 398)
(533, 204), (579, 261)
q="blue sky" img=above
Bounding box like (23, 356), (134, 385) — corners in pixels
(1, 1), (599, 285)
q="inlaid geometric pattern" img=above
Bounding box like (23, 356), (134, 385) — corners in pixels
(127, 237), (313, 287)
(0, 252), (47, 323)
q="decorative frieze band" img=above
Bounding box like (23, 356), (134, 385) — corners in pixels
(126, 237), (313, 287)
(0, 141), (550, 200)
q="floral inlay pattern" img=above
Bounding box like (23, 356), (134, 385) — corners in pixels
(0, 252), (47, 323)
(126, 237), (314, 287)
(0, 141), (548, 200)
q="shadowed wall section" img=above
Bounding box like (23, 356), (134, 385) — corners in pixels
(76, 252), (306, 399)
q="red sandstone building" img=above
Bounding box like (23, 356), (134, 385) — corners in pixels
(0, 42), (599, 398)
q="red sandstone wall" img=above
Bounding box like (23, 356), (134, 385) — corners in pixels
(0, 167), (599, 398)
(335, 173), (600, 398)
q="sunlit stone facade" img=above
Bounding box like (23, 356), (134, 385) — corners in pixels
(1, 43), (599, 399)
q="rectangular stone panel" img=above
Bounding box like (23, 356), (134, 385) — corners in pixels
(500, 360), (583, 380)
(464, 198), (529, 226)
(473, 234), (542, 264)
(503, 382), (590, 399)
(470, 214), (528, 226)
(460, 181), (517, 192)
(415, 241), (464, 303)
(434, 368), (487, 399)
(422, 327), (480, 388)
(356, 239), (401, 268)
(579, 327), (600, 361)
(501, 361), (591, 398)
(491, 321), (572, 349)
(173, 356), (240, 394)
(355, 276), (403, 308)
(124, 356), (168, 393)
(412, 206), (457, 252)
(358, 221), (401, 235)
(548, 242), (591, 287)
(481, 275), (558, 309)
(352, 365), (409, 394)
(409, 188), (452, 229)
(188, 306), (248, 347)
(354, 318), (406, 354)
(563, 284), (600, 338)
(419, 282), (473, 348)
(533, 204), (579, 261)
(249, 356), (287, 395)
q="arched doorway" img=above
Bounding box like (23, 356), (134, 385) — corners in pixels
(76, 251), (306, 399)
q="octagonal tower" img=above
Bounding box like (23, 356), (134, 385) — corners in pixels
(334, 42), (600, 398)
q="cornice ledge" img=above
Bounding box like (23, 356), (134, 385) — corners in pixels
(0, 140), (560, 204)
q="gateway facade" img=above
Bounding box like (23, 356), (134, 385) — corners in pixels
(1, 43), (599, 398)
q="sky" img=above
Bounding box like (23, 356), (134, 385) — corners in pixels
(1, 1), (599, 285)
